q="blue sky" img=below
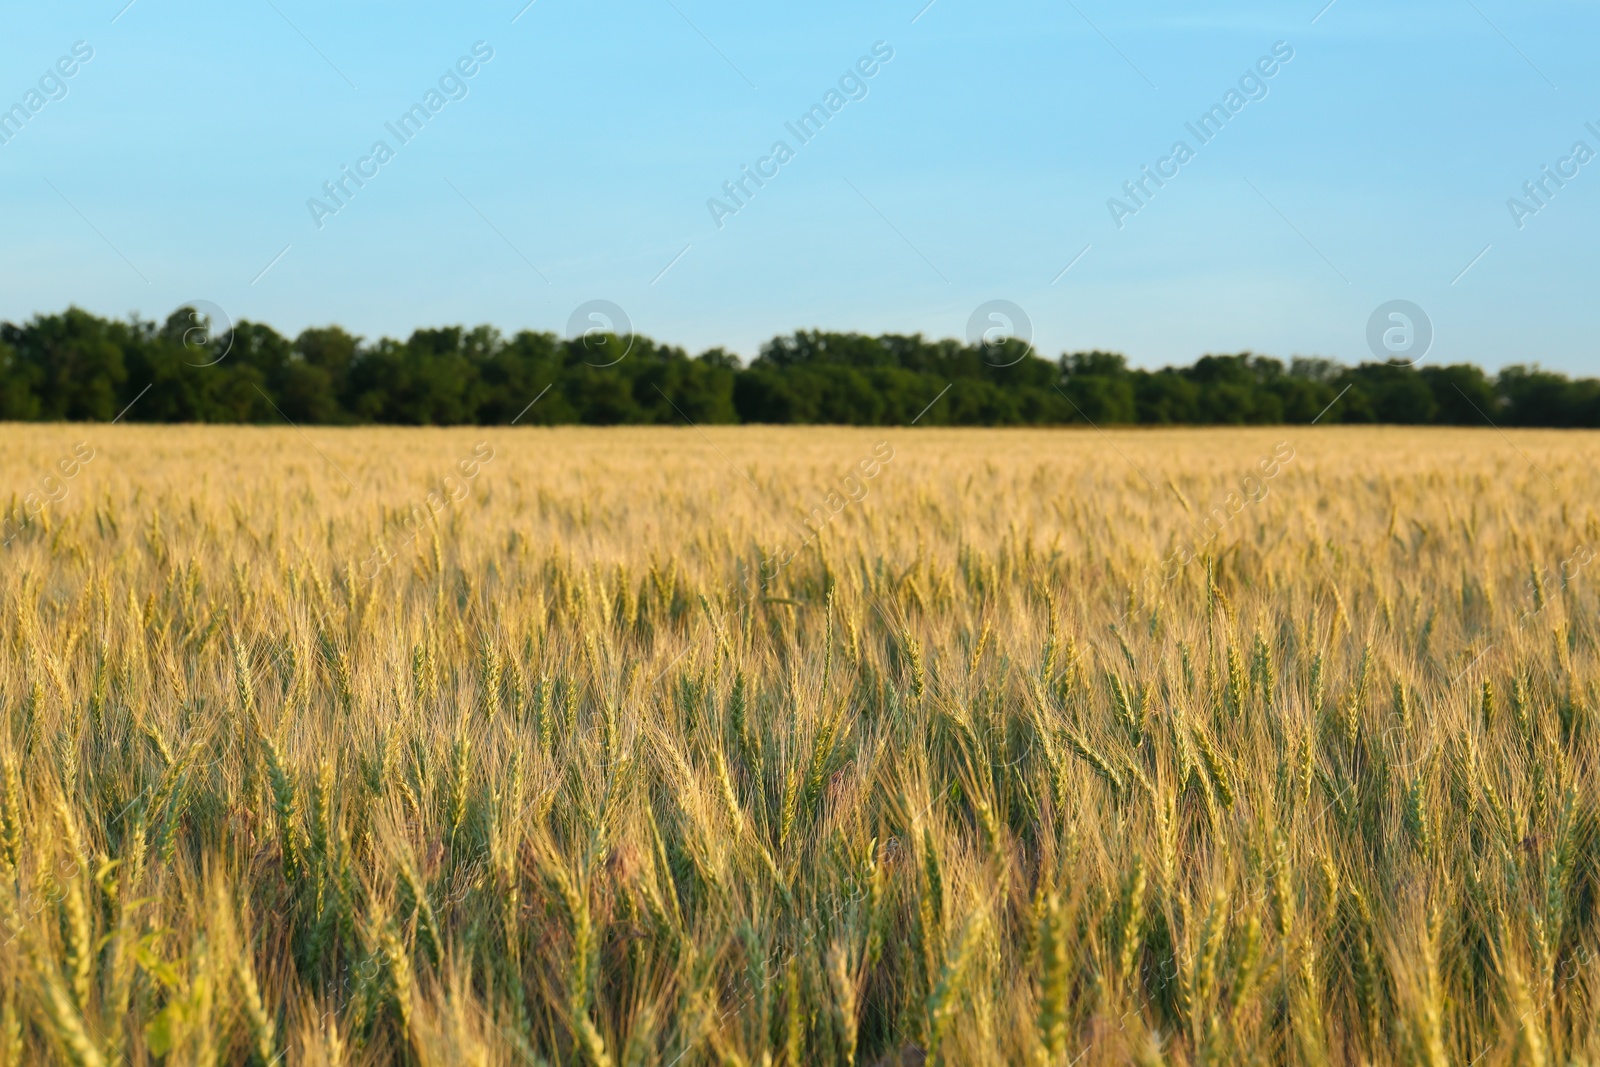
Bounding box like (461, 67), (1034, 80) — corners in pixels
(2, 0), (1596, 373)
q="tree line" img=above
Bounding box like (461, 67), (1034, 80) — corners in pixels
(2, 306), (1596, 427)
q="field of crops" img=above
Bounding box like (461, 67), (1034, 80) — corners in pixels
(2, 423), (1598, 1066)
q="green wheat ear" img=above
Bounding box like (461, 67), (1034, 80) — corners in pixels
(1036, 892), (1070, 1065)
(927, 915), (983, 1060)
(0, 750), (24, 872)
(477, 631), (502, 722)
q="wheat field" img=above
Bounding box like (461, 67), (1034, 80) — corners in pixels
(1, 423), (1598, 1066)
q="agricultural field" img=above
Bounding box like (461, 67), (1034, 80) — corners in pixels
(1, 423), (1598, 1066)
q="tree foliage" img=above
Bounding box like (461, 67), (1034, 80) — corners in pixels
(2, 306), (1596, 426)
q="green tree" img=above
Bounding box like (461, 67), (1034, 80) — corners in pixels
(2, 308), (129, 420)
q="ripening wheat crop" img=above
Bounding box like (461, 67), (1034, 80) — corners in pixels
(1, 422), (1599, 1067)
